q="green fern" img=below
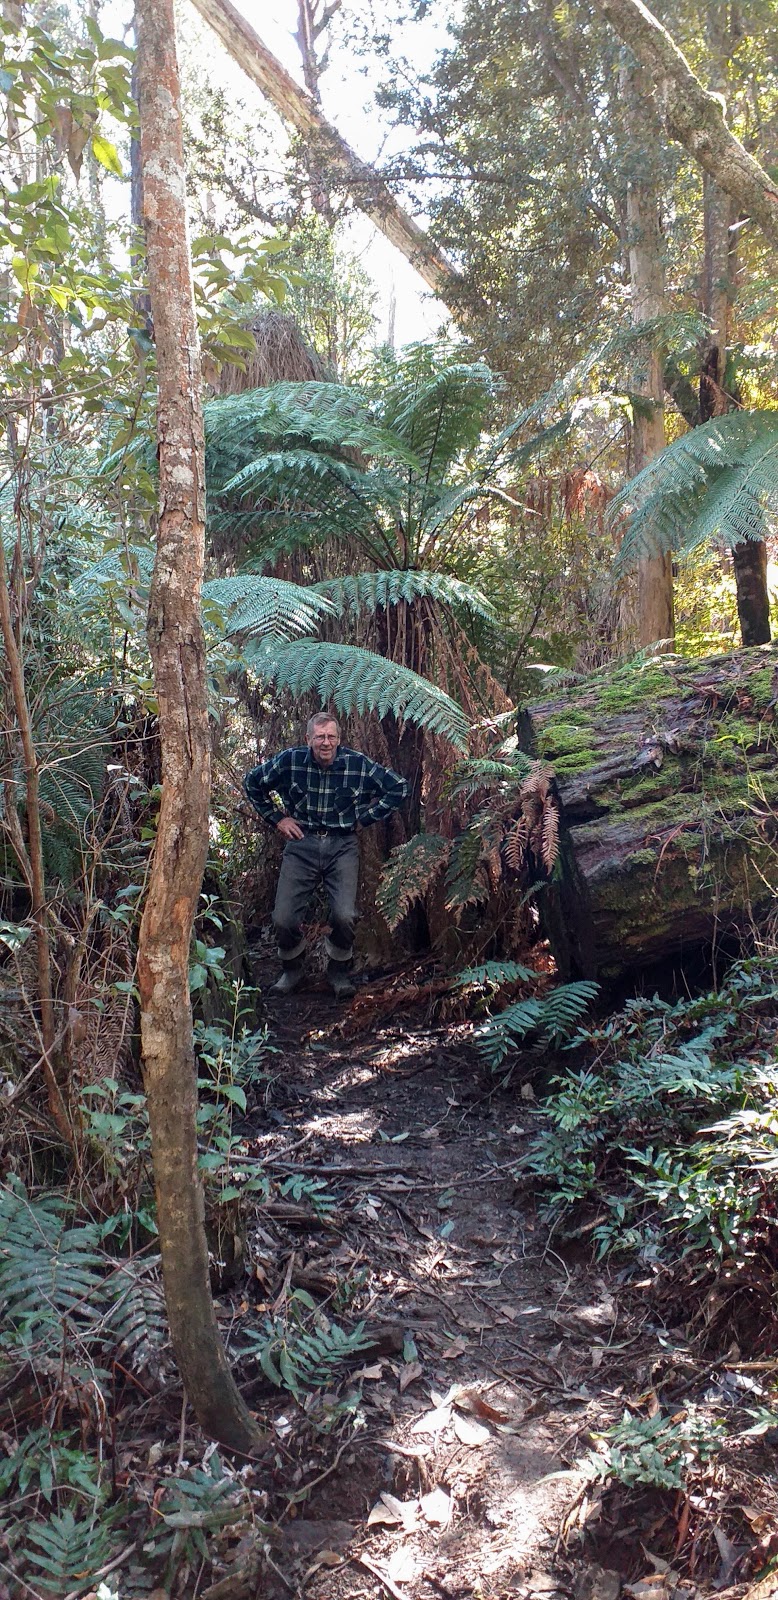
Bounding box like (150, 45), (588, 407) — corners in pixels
(445, 829), (489, 914)
(105, 1258), (168, 1374)
(24, 1506), (121, 1595)
(475, 980), (600, 1069)
(244, 638), (470, 748)
(454, 960), (535, 990)
(445, 756), (534, 801)
(0, 1183), (107, 1357)
(245, 1316), (372, 1399)
(313, 568), (496, 622)
(611, 410), (778, 566)
(376, 833), (450, 930)
(202, 573), (334, 639)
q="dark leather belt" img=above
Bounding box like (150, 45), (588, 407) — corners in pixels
(302, 826), (354, 837)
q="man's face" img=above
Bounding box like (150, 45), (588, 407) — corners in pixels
(308, 721), (339, 766)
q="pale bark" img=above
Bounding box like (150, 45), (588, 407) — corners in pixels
(136, 0), (261, 1454)
(591, 0), (778, 252)
(187, 0), (467, 309)
(622, 60), (674, 648)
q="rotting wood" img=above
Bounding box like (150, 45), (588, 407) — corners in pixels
(187, 0), (471, 314)
(518, 643), (778, 981)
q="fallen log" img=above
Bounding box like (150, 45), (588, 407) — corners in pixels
(517, 643), (778, 981)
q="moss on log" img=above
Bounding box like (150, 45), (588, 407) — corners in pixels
(517, 643), (778, 981)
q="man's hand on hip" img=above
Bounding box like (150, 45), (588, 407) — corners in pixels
(277, 817), (305, 841)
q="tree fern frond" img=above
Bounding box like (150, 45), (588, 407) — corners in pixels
(445, 829), (488, 914)
(217, 449), (401, 507)
(611, 411), (778, 566)
(72, 543), (154, 595)
(376, 345), (496, 478)
(205, 381), (420, 483)
(245, 639), (471, 748)
(202, 574), (333, 639)
(376, 833), (450, 929)
(313, 569), (496, 622)
(445, 756), (534, 801)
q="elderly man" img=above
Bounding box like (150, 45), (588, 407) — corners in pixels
(244, 713), (408, 998)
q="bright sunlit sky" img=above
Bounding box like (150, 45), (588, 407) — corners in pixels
(106, 0), (453, 347)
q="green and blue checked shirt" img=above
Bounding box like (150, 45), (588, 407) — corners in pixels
(244, 746), (408, 833)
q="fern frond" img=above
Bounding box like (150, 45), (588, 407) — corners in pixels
(445, 756), (534, 801)
(313, 569), (495, 622)
(612, 411), (778, 566)
(246, 639), (471, 748)
(445, 829), (489, 915)
(376, 344), (496, 479)
(0, 1183), (107, 1355)
(26, 1507), (120, 1594)
(105, 1258), (168, 1374)
(202, 574), (333, 639)
(205, 381), (420, 487)
(376, 833), (450, 930)
(474, 980), (599, 1068)
(453, 960), (535, 989)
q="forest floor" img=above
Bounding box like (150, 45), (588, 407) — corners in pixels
(213, 956), (778, 1600)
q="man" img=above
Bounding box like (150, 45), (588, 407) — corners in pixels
(244, 713), (408, 999)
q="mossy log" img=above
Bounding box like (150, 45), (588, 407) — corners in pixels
(517, 643), (778, 981)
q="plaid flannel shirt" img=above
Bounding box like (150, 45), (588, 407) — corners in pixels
(244, 745), (408, 832)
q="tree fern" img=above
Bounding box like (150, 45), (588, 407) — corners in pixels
(475, 981), (600, 1069)
(202, 573), (334, 639)
(313, 569), (496, 622)
(376, 833), (450, 930)
(243, 638), (471, 748)
(611, 411), (778, 566)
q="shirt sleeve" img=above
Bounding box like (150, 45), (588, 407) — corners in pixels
(354, 756), (409, 827)
(243, 751), (290, 826)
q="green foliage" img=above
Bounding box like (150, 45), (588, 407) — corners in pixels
(474, 980), (599, 1069)
(313, 568), (495, 622)
(518, 955), (778, 1262)
(454, 960), (535, 990)
(612, 410), (778, 567)
(202, 572), (336, 639)
(24, 1506), (122, 1596)
(245, 637), (470, 748)
(243, 1299), (372, 1399)
(376, 832), (451, 930)
(587, 1409), (725, 1491)
(0, 1182), (107, 1358)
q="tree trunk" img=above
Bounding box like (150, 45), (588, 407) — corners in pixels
(517, 643), (778, 981)
(590, 0), (778, 253)
(698, 13), (771, 649)
(187, 0), (470, 311)
(135, 0), (261, 1455)
(621, 57), (674, 648)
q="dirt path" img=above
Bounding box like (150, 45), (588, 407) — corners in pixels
(239, 971), (652, 1600)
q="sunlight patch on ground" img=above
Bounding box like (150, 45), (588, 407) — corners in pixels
(300, 1105), (379, 1142)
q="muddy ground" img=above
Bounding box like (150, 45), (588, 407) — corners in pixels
(196, 961), (778, 1600)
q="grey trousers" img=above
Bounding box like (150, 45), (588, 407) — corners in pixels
(273, 832), (360, 964)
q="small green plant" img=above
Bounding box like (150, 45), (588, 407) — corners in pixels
(473, 978), (599, 1068)
(242, 1293), (372, 1399)
(586, 1408), (725, 1491)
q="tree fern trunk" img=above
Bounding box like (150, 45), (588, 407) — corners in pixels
(135, 0), (260, 1456)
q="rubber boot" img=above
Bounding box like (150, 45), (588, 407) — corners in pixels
(327, 958), (356, 1001)
(271, 961), (304, 996)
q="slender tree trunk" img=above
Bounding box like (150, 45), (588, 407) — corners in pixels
(622, 59), (674, 648)
(0, 531), (71, 1146)
(135, 0), (261, 1455)
(699, 17), (771, 648)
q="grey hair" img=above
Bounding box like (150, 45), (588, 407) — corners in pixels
(306, 711), (341, 738)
